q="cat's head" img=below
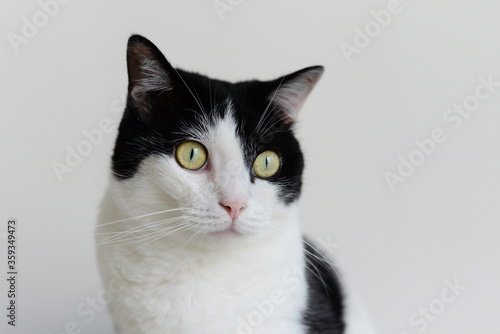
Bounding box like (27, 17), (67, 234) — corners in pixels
(111, 35), (323, 248)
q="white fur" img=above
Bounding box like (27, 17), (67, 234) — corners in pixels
(341, 273), (379, 334)
(96, 113), (309, 333)
(97, 107), (379, 333)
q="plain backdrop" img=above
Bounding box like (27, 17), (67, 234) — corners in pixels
(1, 0), (500, 333)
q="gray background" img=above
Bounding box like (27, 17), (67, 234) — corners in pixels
(1, 0), (499, 333)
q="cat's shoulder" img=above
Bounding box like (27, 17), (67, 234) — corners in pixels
(302, 238), (379, 334)
(302, 237), (345, 333)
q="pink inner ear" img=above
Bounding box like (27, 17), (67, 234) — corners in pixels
(127, 41), (172, 117)
(127, 44), (151, 87)
(268, 67), (324, 123)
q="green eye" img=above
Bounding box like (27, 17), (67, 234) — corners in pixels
(176, 141), (207, 170)
(253, 150), (280, 178)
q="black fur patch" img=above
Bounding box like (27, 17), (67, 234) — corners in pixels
(302, 239), (345, 333)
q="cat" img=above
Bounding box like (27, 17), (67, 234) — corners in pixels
(96, 34), (370, 334)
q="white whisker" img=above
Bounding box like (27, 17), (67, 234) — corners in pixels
(97, 207), (187, 228)
(97, 216), (189, 246)
(98, 221), (192, 248)
(255, 76), (285, 134)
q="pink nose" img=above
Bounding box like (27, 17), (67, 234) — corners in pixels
(219, 201), (246, 222)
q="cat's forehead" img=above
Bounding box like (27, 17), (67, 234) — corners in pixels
(176, 97), (256, 165)
(183, 101), (244, 150)
(179, 97), (234, 137)
(174, 73), (274, 134)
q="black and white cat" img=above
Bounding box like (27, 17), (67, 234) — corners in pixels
(96, 35), (374, 334)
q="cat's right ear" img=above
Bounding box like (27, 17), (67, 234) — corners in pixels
(265, 66), (324, 125)
(126, 34), (175, 117)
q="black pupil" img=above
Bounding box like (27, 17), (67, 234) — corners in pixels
(190, 148), (195, 161)
(265, 156), (269, 169)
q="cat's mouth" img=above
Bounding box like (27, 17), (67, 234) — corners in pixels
(208, 224), (242, 238)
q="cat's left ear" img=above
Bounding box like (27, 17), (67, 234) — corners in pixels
(267, 66), (324, 123)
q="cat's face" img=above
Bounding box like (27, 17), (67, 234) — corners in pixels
(110, 35), (323, 247)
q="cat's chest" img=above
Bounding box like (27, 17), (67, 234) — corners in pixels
(123, 243), (308, 334)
